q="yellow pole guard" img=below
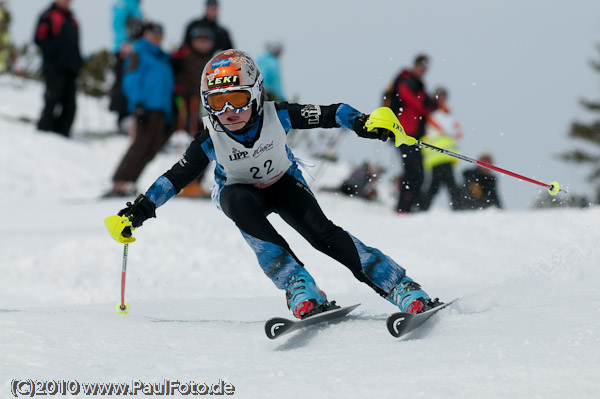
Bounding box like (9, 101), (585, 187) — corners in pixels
(548, 181), (560, 196)
(116, 302), (131, 315)
(365, 107), (417, 147)
(104, 215), (136, 244)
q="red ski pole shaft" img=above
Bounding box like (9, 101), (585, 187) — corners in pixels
(416, 141), (567, 194)
(120, 243), (128, 309)
(476, 160), (551, 190)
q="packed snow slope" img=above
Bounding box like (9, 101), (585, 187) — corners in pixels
(1, 76), (599, 398)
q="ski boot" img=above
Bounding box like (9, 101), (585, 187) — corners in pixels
(285, 269), (330, 319)
(388, 276), (432, 314)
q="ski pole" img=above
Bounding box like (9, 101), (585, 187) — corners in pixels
(416, 141), (566, 195)
(365, 107), (566, 196)
(104, 215), (135, 314)
(116, 242), (131, 314)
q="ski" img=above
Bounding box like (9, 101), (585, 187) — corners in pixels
(265, 303), (360, 340)
(386, 299), (457, 338)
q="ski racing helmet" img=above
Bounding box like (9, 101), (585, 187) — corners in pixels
(201, 50), (264, 124)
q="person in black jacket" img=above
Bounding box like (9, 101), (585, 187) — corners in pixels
(34, 0), (82, 137)
(182, 0), (233, 52)
(387, 55), (436, 213)
(461, 153), (503, 210)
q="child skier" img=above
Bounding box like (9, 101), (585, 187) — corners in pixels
(107, 49), (437, 319)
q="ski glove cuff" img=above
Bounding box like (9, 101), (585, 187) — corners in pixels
(352, 114), (392, 142)
(118, 194), (156, 228)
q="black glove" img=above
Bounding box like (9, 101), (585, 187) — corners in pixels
(118, 194), (156, 229)
(352, 114), (391, 142)
(133, 104), (149, 125)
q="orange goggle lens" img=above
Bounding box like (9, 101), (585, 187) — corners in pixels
(206, 90), (252, 111)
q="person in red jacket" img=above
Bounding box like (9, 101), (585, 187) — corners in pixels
(389, 54), (436, 213)
(34, 0), (82, 137)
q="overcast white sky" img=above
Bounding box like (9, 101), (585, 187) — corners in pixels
(7, 0), (600, 208)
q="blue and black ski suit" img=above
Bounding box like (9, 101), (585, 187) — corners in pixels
(143, 102), (409, 298)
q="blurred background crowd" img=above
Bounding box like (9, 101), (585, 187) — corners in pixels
(0, 0), (598, 211)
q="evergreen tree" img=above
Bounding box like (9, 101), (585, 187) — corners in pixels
(77, 49), (113, 98)
(561, 42), (600, 203)
(0, 1), (14, 74)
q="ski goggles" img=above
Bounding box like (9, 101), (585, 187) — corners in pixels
(205, 90), (253, 115)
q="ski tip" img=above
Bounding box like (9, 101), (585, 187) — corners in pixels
(386, 298), (458, 338)
(386, 312), (411, 338)
(116, 302), (130, 315)
(264, 303), (361, 340)
(265, 317), (292, 340)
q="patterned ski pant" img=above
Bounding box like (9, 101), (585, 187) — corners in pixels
(219, 173), (407, 296)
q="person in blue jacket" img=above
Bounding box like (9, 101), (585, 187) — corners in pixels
(256, 42), (285, 102)
(112, 0), (143, 53)
(110, 0), (144, 130)
(106, 22), (174, 197)
(109, 50), (439, 319)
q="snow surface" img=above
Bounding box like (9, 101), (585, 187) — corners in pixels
(1, 76), (600, 398)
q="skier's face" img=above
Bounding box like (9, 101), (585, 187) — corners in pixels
(216, 107), (253, 131)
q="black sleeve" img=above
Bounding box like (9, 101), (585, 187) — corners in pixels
(162, 130), (211, 192)
(275, 102), (342, 129)
(33, 13), (53, 52)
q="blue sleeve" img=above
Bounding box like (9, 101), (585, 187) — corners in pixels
(112, 1), (131, 52)
(122, 52), (142, 112)
(276, 108), (292, 133)
(269, 67), (285, 100)
(259, 56), (284, 100)
(335, 104), (362, 130)
(145, 176), (176, 208)
(131, 2), (143, 20)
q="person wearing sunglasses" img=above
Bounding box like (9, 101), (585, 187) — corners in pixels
(111, 49), (438, 319)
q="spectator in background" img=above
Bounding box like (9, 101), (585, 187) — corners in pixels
(170, 26), (215, 197)
(112, 0), (143, 53)
(105, 22), (174, 197)
(462, 153), (503, 210)
(340, 162), (379, 201)
(182, 0), (233, 53)
(171, 26), (214, 135)
(34, 0), (82, 137)
(110, 0), (144, 133)
(387, 54), (436, 213)
(420, 87), (463, 211)
(256, 42), (285, 101)
(320, 162), (380, 201)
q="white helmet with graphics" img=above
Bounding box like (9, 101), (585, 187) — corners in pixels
(201, 49), (264, 121)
